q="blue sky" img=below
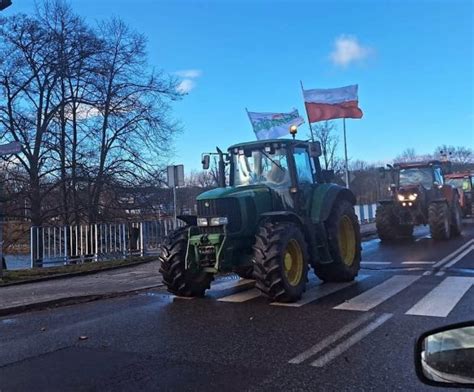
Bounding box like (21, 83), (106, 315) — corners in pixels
(7, 0), (474, 172)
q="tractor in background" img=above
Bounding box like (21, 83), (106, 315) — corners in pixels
(159, 132), (361, 303)
(376, 160), (463, 241)
(445, 172), (473, 217)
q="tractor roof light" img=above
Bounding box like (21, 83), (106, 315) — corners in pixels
(289, 125), (298, 139)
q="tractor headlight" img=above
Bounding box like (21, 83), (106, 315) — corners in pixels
(397, 194), (405, 202)
(408, 193), (418, 201)
(197, 218), (208, 227)
(209, 217), (228, 226)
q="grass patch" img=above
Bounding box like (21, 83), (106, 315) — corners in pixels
(0, 256), (156, 285)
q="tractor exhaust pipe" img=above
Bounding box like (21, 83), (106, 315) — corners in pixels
(216, 147), (226, 188)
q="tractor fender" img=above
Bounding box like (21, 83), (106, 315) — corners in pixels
(311, 184), (357, 223)
(177, 215), (197, 226)
(378, 199), (394, 206)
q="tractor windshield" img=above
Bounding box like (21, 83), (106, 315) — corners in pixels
(399, 167), (433, 188)
(232, 147), (290, 188)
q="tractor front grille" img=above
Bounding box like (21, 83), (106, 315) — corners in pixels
(197, 198), (242, 233)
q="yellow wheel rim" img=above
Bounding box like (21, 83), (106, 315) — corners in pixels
(339, 215), (356, 266)
(283, 239), (304, 286)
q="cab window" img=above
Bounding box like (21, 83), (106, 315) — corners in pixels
(433, 167), (444, 185)
(293, 148), (314, 184)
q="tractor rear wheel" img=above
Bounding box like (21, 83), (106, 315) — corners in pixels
(253, 221), (308, 303)
(159, 227), (213, 297)
(428, 203), (451, 241)
(315, 200), (361, 282)
(376, 204), (399, 241)
(451, 198), (463, 237)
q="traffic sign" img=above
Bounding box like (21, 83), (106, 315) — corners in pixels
(0, 141), (21, 156)
(167, 165), (184, 187)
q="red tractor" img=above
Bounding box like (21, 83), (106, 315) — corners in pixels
(376, 160), (463, 241)
(445, 172), (473, 217)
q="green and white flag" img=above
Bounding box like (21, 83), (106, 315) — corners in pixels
(247, 109), (305, 140)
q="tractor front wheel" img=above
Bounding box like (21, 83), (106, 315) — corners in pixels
(428, 203), (451, 241)
(315, 200), (361, 282)
(376, 204), (399, 241)
(253, 222), (308, 303)
(159, 227), (213, 297)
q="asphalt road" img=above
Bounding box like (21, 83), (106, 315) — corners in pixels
(1, 222), (474, 391)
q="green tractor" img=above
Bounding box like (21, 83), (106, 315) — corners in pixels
(159, 136), (361, 303)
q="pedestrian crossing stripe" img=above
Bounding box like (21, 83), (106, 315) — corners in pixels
(171, 273), (474, 318)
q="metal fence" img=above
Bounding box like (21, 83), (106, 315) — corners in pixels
(354, 203), (377, 224)
(30, 219), (183, 268)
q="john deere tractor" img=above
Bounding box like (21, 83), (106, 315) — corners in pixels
(376, 161), (463, 241)
(159, 136), (361, 303)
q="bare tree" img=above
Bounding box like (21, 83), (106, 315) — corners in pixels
(311, 121), (340, 171)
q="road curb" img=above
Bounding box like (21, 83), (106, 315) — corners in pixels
(0, 283), (164, 317)
(0, 258), (157, 287)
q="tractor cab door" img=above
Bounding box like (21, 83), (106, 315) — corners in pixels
(292, 146), (317, 214)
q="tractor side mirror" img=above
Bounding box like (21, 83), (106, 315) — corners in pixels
(309, 141), (322, 158)
(378, 167), (386, 179)
(201, 154), (210, 170)
(322, 169), (335, 183)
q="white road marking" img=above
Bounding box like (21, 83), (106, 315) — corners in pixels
(361, 261), (391, 265)
(406, 276), (474, 317)
(433, 239), (474, 268)
(423, 271), (432, 276)
(288, 312), (375, 364)
(334, 275), (421, 312)
(217, 288), (261, 303)
(435, 271), (445, 277)
(440, 245), (474, 270)
(402, 261), (435, 265)
(310, 313), (393, 367)
(272, 275), (369, 307)
(210, 278), (254, 291)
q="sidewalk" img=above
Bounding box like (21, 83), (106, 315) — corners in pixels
(0, 261), (163, 316)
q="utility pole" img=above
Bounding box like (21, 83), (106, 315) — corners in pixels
(343, 118), (350, 188)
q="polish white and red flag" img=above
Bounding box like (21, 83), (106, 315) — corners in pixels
(303, 84), (363, 123)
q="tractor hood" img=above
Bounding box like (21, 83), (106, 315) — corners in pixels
(196, 184), (271, 201)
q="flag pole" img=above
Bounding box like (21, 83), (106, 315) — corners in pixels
(300, 81), (315, 142)
(343, 117), (350, 188)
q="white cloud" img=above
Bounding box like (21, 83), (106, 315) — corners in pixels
(329, 35), (372, 67)
(174, 69), (202, 79)
(173, 69), (202, 94)
(176, 79), (196, 94)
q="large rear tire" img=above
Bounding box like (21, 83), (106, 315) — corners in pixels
(428, 203), (451, 241)
(376, 204), (399, 241)
(253, 222), (308, 303)
(159, 227), (213, 297)
(315, 200), (361, 282)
